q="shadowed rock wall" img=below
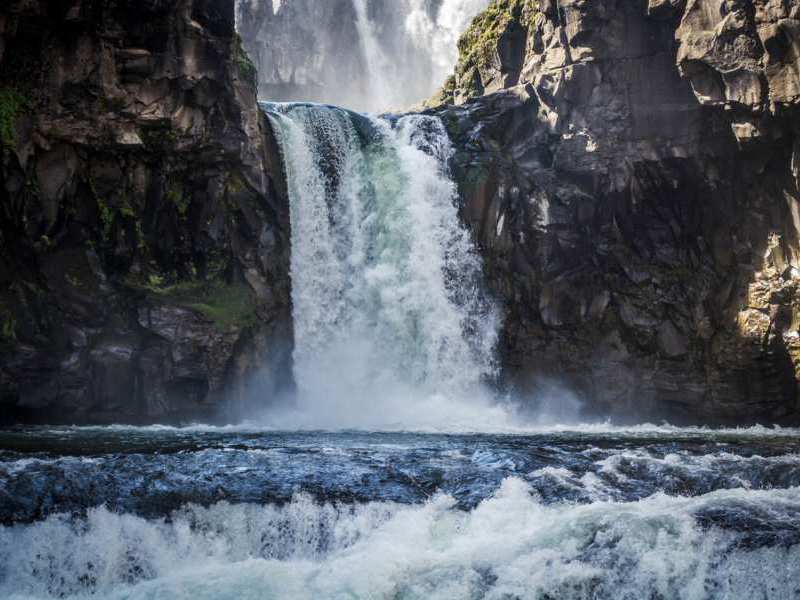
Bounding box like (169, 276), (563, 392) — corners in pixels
(434, 0), (800, 423)
(0, 0), (292, 424)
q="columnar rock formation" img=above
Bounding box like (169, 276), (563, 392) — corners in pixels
(434, 0), (800, 423)
(0, 0), (292, 423)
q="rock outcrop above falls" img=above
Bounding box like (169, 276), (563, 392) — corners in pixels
(434, 0), (800, 423)
(0, 0), (292, 424)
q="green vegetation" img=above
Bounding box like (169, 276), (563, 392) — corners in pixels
(0, 307), (16, 343)
(0, 88), (31, 150)
(234, 34), (257, 82)
(226, 172), (246, 195)
(186, 282), (258, 330)
(97, 196), (114, 237)
(166, 183), (189, 217)
(426, 75), (458, 108)
(141, 125), (177, 151)
(454, 0), (540, 98)
(119, 197), (135, 219)
(143, 277), (258, 330)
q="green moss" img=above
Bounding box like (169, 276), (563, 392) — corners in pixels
(0, 307), (16, 343)
(166, 183), (189, 217)
(442, 112), (461, 138)
(135, 220), (147, 251)
(186, 282), (258, 330)
(226, 172), (246, 195)
(65, 273), (82, 288)
(0, 88), (31, 150)
(97, 197), (114, 237)
(119, 197), (135, 219)
(426, 75), (458, 108)
(234, 34), (257, 82)
(143, 277), (258, 330)
(142, 126), (177, 151)
(453, 0), (540, 98)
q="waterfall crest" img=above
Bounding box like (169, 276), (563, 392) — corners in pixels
(264, 103), (509, 430)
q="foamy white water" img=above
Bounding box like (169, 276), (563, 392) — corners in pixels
(2, 478), (799, 600)
(3, 425), (800, 598)
(264, 103), (506, 430)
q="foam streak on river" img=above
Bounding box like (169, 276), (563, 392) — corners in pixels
(0, 425), (799, 599)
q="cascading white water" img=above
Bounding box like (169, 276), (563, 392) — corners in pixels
(5, 479), (800, 599)
(265, 103), (509, 430)
(350, 0), (493, 111)
(351, 0), (396, 112)
(238, 0), (492, 112)
(404, 0), (493, 86)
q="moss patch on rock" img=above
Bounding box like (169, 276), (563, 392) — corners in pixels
(143, 277), (258, 330)
(0, 306), (16, 344)
(0, 88), (31, 150)
(431, 0), (540, 104)
(234, 34), (257, 83)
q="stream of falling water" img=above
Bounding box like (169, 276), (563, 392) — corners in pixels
(264, 103), (511, 430)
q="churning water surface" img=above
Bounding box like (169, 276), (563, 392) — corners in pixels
(1, 425), (799, 599)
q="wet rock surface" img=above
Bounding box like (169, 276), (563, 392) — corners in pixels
(0, 0), (293, 424)
(433, 0), (800, 424)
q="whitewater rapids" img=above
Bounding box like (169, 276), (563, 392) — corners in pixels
(1, 426), (799, 599)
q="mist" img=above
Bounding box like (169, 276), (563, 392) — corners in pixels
(236, 0), (491, 113)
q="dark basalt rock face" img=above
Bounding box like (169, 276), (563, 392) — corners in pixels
(434, 0), (800, 424)
(3, 0), (799, 426)
(0, 0), (292, 424)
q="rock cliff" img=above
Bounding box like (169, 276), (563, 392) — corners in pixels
(0, 0), (292, 424)
(434, 0), (800, 423)
(3, 0), (799, 426)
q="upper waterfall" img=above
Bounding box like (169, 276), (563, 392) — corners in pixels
(263, 103), (511, 430)
(237, 0), (492, 112)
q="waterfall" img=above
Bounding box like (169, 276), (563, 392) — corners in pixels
(351, 0), (396, 112)
(350, 0), (493, 111)
(264, 103), (509, 430)
(238, 0), (492, 112)
(404, 0), (493, 87)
